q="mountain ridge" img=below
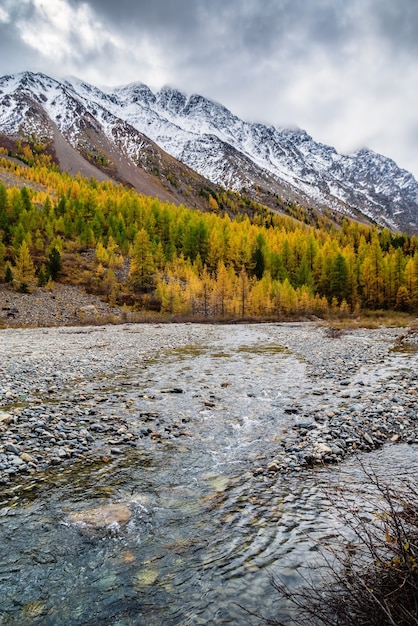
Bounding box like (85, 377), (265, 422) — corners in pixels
(1, 71), (417, 233)
(0, 71), (220, 211)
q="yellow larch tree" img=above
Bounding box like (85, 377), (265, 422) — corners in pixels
(15, 240), (36, 292)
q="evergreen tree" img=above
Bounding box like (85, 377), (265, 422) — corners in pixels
(4, 263), (13, 284)
(37, 265), (48, 287)
(129, 229), (155, 291)
(47, 247), (62, 280)
(295, 255), (313, 288)
(251, 233), (266, 280)
(0, 183), (9, 241)
(329, 253), (349, 303)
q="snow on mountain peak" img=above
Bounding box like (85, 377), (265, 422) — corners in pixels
(0, 70), (417, 233)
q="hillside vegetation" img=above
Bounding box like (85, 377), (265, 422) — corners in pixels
(0, 144), (418, 321)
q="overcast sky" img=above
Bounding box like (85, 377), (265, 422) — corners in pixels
(1, 0), (418, 178)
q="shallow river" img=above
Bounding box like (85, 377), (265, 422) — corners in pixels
(0, 324), (416, 625)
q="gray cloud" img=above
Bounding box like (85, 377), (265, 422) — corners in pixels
(0, 3), (40, 73)
(1, 0), (417, 178)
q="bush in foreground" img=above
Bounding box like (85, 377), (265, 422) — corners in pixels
(268, 464), (418, 626)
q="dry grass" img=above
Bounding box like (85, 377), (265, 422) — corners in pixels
(323, 311), (418, 330)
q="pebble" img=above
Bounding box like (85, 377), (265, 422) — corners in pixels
(249, 324), (418, 474)
(0, 323), (214, 486)
(0, 323), (417, 488)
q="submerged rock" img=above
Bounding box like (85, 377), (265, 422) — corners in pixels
(69, 503), (131, 529)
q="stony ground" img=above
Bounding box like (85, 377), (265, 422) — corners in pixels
(0, 284), (123, 327)
(0, 321), (417, 494)
(259, 324), (418, 474)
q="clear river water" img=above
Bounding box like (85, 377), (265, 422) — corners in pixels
(0, 324), (416, 625)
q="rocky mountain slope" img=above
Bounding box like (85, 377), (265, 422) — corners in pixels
(1, 71), (417, 233)
(0, 72), (217, 211)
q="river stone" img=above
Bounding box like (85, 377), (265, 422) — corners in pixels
(8, 454), (25, 466)
(69, 503), (131, 528)
(20, 452), (34, 462)
(363, 432), (374, 445)
(294, 422), (317, 430)
(315, 443), (333, 455)
(350, 403), (365, 413)
(133, 567), (159, 587)
(0, 411), (12, 424)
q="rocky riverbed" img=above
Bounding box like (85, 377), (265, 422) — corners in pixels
(0, 322), (417, 494)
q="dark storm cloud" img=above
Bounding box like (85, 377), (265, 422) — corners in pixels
(66, 0), (418, 59)
(5, 0), (417, 87)
(68, 0), (203, 36)
(59, 0), (418, 109)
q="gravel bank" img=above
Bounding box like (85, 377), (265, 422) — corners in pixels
(258, 324), (418, 474)
(0, 323), (417, 490)
(0, 284), (123, 327)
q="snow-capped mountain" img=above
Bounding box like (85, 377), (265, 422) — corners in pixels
(1, 71), (417, 233)
(0, 71), (214, 209)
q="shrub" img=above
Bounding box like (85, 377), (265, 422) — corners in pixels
(268, 464), (418, 625)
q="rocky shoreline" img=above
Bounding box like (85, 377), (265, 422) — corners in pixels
(0, 324), (212, 493)
(0, 323), (417, 494)
(256, 326), (418, 474)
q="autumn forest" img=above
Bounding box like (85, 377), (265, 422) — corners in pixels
(1, 146), (418, 320)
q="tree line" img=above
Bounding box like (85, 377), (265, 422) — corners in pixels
(0, 153), (417, 318)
